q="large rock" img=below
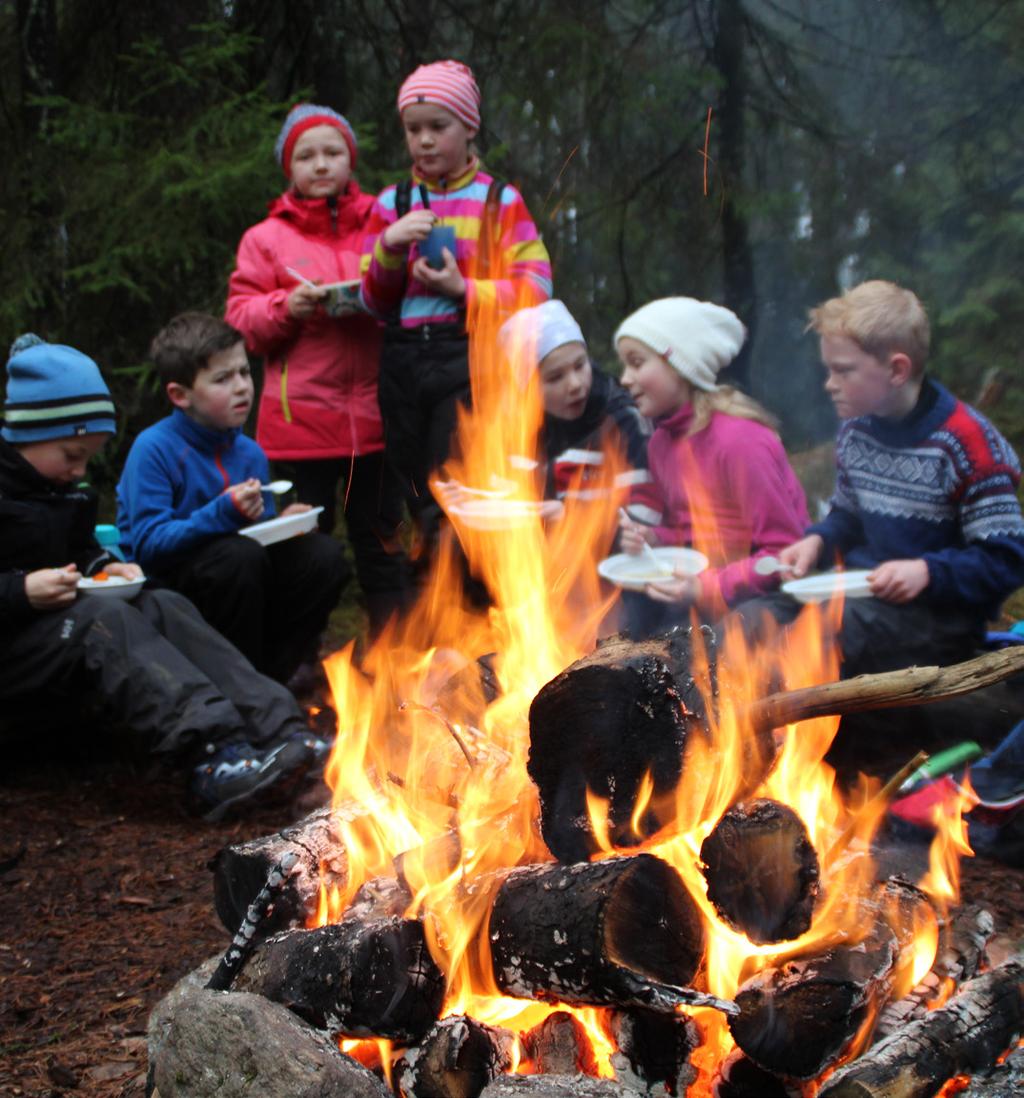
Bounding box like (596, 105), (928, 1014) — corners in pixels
(147, 961), (388, 1098)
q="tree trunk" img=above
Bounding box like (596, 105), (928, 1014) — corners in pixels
(713, 0), (756, 389)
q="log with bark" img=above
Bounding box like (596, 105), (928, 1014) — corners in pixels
(873, 903), (994, 1042)
(606, 1007), (702, 1096)
(728, 919), (899, 1079)
(724, 879), (934, 1081)
(819, 959), (1024, 1098)
(527, 627), (732, 862)
(529, 636), (1024, 865)
(489, 854), (713, 1012)
(712, 1050), (793, 1098)
(700, 799), (820, 943)
(521, 1010), (599, 1078)
(397, 1014), (514, 1098)
(210, 804), (350, 935)
(233, 915), (445, 1042)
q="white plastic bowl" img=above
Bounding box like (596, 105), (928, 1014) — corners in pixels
(448, 498), (548, 531)
(239, 507), (324, 546)
(77, 575), (146, 601)
(597, 547), (708, 591)
(781, 569), (874, 605)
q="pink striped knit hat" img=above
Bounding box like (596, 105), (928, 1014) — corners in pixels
(397, 61), (481, 132)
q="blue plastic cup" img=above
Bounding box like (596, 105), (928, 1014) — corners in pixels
(421, 225), (457, 270)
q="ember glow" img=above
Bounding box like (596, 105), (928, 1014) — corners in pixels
(310, 282), (969, 1090)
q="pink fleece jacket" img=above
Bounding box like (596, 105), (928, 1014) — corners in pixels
(226, 185), (384, 460)
(647, 404), (810, 609)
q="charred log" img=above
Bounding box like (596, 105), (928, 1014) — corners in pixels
(397, 1014), (514, 1098)
(712, 1050), (793, 1098)
(490, 855), (706, 1009)
(394, 829), (462, 895)
(529, 627), (742, 862)
(606, 1007), (701, 1096)
(700, 799), (819, 943)
(480, 1077), (631, 1097)
(874, 903), (994, 1042)
(728, 921), (899, 1079)
(234, 916), (445, 1042)
(521, 1010), (599, 1078)
(210, 805), (349, 935)
(819, 960), (1024, 1098)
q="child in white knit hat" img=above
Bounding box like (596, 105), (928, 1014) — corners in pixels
(495, 300), (655, 516)
(613, 297), (808, 634)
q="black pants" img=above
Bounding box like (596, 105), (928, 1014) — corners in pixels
(162, 530), (349, 682)
(727, 593), (986, 678)
(276, 453), (410, 636)
(0, 589), (305, 755)
(377, 326), (471, 562)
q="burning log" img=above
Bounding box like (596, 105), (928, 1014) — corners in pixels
(873, 903), (994, 1042)
(819, 960), (1024, 1098)
(210, 805), (350, 935)
(206, 850), (300, 992)
(528, 627), (741, 862)
(489, 855), (715, 1013)
(712, 1050), (793, 1098)
(606, 1007), (702, 1096)
(234, 915), (445, 1042)
(521, 1011), (599, 1077)
(728, 920), (899, 1079)
(528, 637), (1024, 866)
(480, 1078), (632, 1097)
(700, 799), (820, 943)
(396, 1014), (514, 1098)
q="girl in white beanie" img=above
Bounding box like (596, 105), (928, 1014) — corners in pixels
(613, 297), (808, 633)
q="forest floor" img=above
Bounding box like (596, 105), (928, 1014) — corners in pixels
(2, 693), (1024, 1097)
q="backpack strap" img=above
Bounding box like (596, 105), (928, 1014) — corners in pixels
(395, 178), (413, 218)
(476, 176), (506, 281)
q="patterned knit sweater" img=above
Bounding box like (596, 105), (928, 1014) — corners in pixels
(360, 159), (552, 325)
(809, 378), (1024, 619)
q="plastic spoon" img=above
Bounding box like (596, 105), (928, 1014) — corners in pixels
(259, 480), (293, 495)
(619, 508), (672, 577)
(753, 555), (795, 577)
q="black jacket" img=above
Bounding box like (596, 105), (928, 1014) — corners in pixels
(0, 438), (113, 626)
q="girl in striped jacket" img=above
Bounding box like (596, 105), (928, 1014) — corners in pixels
(361, 60), (552, 564)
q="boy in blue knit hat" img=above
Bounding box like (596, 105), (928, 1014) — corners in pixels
(0, 335), (329, 819)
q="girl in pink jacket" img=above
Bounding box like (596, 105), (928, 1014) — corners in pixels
(613, 297), (809, 636)
(227, 104), (408, 636)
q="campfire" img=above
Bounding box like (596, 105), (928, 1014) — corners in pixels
(149, 290), (1024, 1097)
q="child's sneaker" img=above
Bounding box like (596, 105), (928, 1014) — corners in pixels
(190, 736), (313, 821)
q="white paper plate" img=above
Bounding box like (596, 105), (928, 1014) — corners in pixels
(781, 569), (874, 605)
(322, 280), (364, 318)
(77, 575), (146, 601)
(448, 498), (547, 531)
(597, 547), (708, 591)
(240, 507), (324, 546)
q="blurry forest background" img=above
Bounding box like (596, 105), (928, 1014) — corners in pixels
(1, 0), (1022, 512)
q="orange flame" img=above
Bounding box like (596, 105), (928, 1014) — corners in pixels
(309, 258), (970, 1090)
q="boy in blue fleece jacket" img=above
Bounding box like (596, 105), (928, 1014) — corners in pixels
(116, 313), (349, 683)
(736, 280), (1024, 676)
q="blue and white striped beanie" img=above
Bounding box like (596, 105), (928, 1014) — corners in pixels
(2, 334), (116, 444)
